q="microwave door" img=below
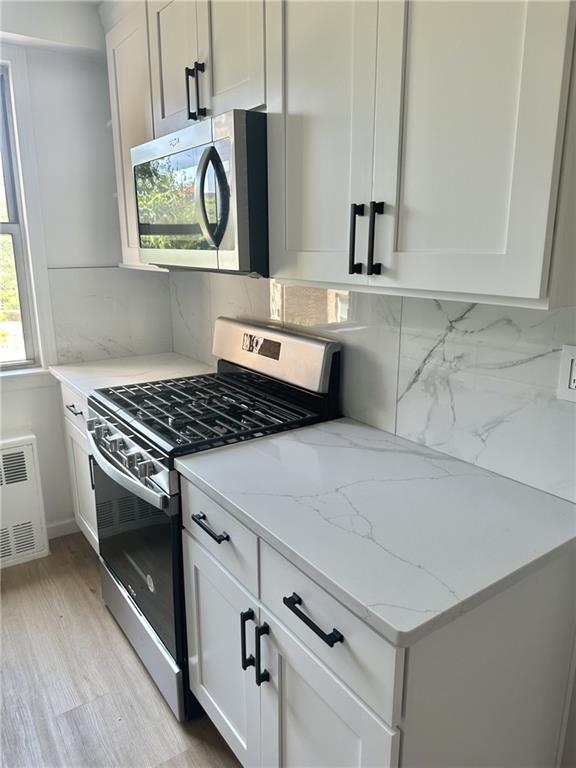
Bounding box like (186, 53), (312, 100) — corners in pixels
(195, 145), (230, 249)
(134, 140), (219, 270)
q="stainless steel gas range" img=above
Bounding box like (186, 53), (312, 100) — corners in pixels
(86, 318), (341, 720)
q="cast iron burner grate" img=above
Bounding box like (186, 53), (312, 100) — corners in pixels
(96, 373), (317, 453)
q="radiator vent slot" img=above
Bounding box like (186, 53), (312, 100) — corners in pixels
(13, 521), (35, 554)
(0, 436), (48, 568)
(1, 451), (27, 485)
(0, 527), (11, 559)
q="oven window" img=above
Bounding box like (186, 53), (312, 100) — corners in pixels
(94, 463), (178, 658)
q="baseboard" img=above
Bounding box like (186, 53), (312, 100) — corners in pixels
(47, 517), (79, 540)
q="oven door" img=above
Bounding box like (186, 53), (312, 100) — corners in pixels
(90, 442), (179, 660)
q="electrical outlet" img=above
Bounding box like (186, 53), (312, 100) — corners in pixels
(557, 345), (576, 402)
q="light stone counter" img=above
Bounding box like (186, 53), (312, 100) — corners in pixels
(176, 418), (576, 646)
(50, 353), (214, 397)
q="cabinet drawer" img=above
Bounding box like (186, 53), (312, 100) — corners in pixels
(181, 481), (258, 595)
(60, 384), (88, 429)
(260, 541), (404, 727)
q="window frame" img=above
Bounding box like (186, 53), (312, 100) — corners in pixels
(0, 63), (39, 371)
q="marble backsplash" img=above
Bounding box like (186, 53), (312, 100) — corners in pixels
(49, 267), (173, 364)
(397, 300), (576, 502)
(169, 272), (576, 503)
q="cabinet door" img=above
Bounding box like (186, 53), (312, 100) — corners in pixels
(259, 609), (400, 768)
(64, 419), (98, 553)
(183, 534), (260, 766)
(267, 0), (377, 286)
(148, 0), (199, 136)
(370, 0), (574, 300)
(105, 3), (155, 267)
(196, 0), (265, 115)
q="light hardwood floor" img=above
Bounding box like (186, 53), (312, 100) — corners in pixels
(1, 533), (240, 768)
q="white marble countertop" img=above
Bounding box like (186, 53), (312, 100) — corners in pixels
(50, 353), (214, 397)
(176, 418), (576, 647)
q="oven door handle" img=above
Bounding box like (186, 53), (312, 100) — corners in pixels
(87, 432), (169, 511)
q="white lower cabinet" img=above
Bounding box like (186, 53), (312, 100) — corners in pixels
(183, 533), (261, 766)
(182, 531), (399, 768)
(259, 608), (399, 768)
(64, 418), (98, 552)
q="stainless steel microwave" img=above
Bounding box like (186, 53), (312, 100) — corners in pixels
(130, 110), (268, 276)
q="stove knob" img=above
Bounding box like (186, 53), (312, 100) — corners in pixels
(136, 459), (155, 479)
(121, 451), (141, 470)
(104, 435), (123, 453)
(86, 418), (98, 432)
(93, 423), (106, 440)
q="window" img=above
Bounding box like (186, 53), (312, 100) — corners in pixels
(0, 64), (37, 369)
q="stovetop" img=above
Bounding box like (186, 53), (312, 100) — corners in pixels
(90, 370), (326, 456)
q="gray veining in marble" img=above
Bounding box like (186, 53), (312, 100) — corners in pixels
(176, 418), (576, 645)
(168, 274), (575, 501)
(397, 300), (576, 502)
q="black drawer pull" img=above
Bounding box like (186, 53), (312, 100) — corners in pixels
(65, 403), (83, 417)
(240, 609), (255, 670)
(348, 203), (364, 275)
(191, 512), (230, 544)
(254, 623), (270, 686)
(367, 200), (385, 275)
(283, 592), (344, 647)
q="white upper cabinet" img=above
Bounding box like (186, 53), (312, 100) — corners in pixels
(148, 0), (266, 138)
(268, 0), (575, 306)
(369, 0), (574, 301)
(148, 0), (200, 136)
(196, 0), (265, 116)
(267, 1), (378, 285)
(105, 3), (155, 267)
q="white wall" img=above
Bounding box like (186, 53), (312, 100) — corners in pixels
(25, 46), (120, 269)
(0, 374), (75, 538)
(0, 1), (104, 52)
(0, 41), (172, 534)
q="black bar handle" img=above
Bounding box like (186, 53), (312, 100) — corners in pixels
(254, 623), (270, 686)
(65, 403), (83, 417)
(191, 61), (207, 121)
(88, 455), (95, 491)
(194, 145), (230, 249)
(185, 66), (197, 121)
(191, 512), (230, 544)
(283, 593), (344, 648)
(348, 203), (364, 275)
(367, 201), (385, 276)
(240, 610), (255, 670)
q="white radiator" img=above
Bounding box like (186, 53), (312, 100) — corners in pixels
(0, 434), (49, 568)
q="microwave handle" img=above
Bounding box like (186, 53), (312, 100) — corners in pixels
(87, 431), (169, 511)
(195, 145), (230, 249)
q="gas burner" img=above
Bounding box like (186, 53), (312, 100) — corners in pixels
(89, 318), (341, 459)
(93, 372), (320, 455)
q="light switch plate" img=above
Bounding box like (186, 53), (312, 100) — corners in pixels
(557, 345), (576, 402)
